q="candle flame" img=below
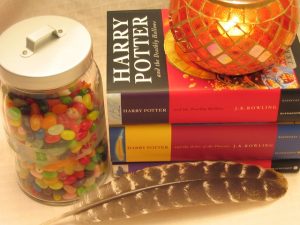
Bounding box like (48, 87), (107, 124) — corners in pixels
(219, 16), (250, 37)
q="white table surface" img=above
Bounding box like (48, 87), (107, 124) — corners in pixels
(1, 1), (300, 225)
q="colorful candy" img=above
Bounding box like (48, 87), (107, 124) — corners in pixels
(4, 80), (108, 203)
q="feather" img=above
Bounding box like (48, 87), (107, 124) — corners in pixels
(42, 161), (288, 225)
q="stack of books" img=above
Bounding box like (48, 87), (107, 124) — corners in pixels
(106, 9), (300, 176)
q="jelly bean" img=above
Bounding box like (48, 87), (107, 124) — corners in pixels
(85, 161), (96, 171)
(76, 187), (86, 197)
(58, 172), (67, 181)
(43, 178), (59, 186)
(86, 110), (100, 121)
(69, 123), (80, 133)
(48, 124), (64, 136)
(63, 185), (76, 194)
(49, 181), (63, 190)
(79, 88), (89, 96)
(90, 123), (97, 132)
(58, 89), (71, 96)
(74, 162), (85, 172)
(74, 170), (85, 179)
(63, 175), (77, 185)
(44, 134), (61, 144)
(79, 156), (90, 165)
(57, 114), (72, 129)
(34, 179), (48, 189)
(92, 153), (101, 163)
(52, 104), (68, 114)
(61, 130), (76, 141)
(8, 118), (21, 127)
(64, 165), (74, 175)
(53, 193), (62, 201)
(69, 140), (82, 154)
(13, 98), (27, 107)
(62, 193), (77, 200)
(82, 94), (93, 110)
(41, 113), (57, 130)
(80, 120), (93, 131)
(60, 96), (73, 105)
(66, 107), (81, 120)
(30, 114), (42, 131)
(47, 99), (61, 107)
(36, 100), (48, 114)
(42, 171), (58, 180)
(96, 145), (105, 153)
(72, 102), (87, 116)
(19, 105), (31, 115)
(73, 95), (83, 103)
(6, 97), (14, 107)
(7, 107), (22, 121)
(76, 130), (88, 141)
(30, 169), (43, 179)
(31, 103), (40, 114)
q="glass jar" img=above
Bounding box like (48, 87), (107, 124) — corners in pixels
(0, 16), (109, 204)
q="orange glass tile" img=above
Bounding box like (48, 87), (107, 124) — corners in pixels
(209, 23), (222, 38)
(178, 7), (188, 21)
(280, 0), (291, 9)
(202, 1), (216, 18)
(284, 16), (292, 31)
(258, 7), (272, 22)
(258, 21), (270, 30)
(215, 36), (234, 49)
(196, 47), (211, 59)
(186, 7), (199, 20)
(206, 59), (223, 68)
(182, 22), (194, 38)
(259, 34), (273, 49)
(197, 30), (213, 46)
(236, 38), (255, 51)
(269, 2), (281, 20)
(188, 0), (205, 11)
(250, 27), (264, 42)
(244, 8), (258, 24)
(214, 5), (230, 22)
(190, 18), (206, 32)
(172, 27), (185, 41)
(187, 36), (202, 49)
(268, 23), (280, 36)
(226, 46), (244, 59)
(239, 54), (255, 64)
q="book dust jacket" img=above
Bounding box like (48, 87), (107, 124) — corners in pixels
(107, 9), (300, 125)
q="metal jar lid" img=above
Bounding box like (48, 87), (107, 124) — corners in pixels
(0, 16), (92, 91)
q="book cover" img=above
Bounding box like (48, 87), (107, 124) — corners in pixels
(111, 159), (300, 177)
(109, 123), (300, 162)
(107, 9), (300, 125)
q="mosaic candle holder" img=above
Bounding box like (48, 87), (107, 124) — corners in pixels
(169, 0), (299, 75)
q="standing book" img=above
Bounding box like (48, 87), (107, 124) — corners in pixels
(107, 9), (300, 125)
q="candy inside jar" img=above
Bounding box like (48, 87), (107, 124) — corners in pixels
(0, 16), (109, 204)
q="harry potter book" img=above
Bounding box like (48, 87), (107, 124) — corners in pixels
(107, 9), (300, 125)
(109, 123), (300, 163)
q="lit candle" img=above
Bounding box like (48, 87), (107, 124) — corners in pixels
(169, 0), (299, 75)
(218, 16), (251, 37)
